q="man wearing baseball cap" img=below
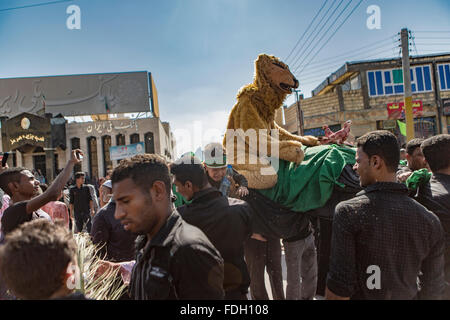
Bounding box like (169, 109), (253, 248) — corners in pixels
(203, 142), (249, 198)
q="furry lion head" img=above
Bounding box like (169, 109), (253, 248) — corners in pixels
(254, 54), (299, 94)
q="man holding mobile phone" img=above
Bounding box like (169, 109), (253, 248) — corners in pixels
(0, 150), (84, 237)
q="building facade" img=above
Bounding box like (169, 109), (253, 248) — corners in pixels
(282, 53), (450, 145)
(0, 71), (175, 182)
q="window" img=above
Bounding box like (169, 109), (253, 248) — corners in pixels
(304, 124), (341, 137)
(438, 63), (450, 91)
(116, 134), (125, 146)
(71, 137), (81, 173)
(102, 135), (112, 176)
(130, 133), (140, 144)
(367, 65), (433, 97)
(87, 137), (99, 181)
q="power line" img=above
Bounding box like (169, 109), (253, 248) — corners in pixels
(0, 0), (73, 13)
(285, 0), (329, 63)
(299, 46), (397, 78)
(289, 0), (342, 69)
(415, 43), (450, 46)
(302, 34), (397, 68)
(298, 37), (396, 73)
(414, 37), (450, 40)
(294, 0), (358, 74)
(296, 0), (365, 77)
(414, 30), (450, 33)
(298, 48), (396, 83)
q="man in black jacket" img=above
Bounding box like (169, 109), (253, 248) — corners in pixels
(416, 134), (450, 299)
(170, 154), (252, 300)
(90, 199), (137, 262)
(106, 154), (224, 300)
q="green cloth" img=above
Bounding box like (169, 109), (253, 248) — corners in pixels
(405, 168), (431, 192)
(399, 159), (408, 166)
(397, 120), (407, 136)
(257, 144), (356, 213)
(172, 184), (191, 207)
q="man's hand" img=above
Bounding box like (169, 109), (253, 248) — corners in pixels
(397, 171), (412, 183)
(237, 186), (249, 197)
(70, 149), (84, 165)
(251, 233), (267, 242)
(0, 163), (9, 174)
(95, 260), (134, 285)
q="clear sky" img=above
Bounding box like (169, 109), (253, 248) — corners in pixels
(1, 0), (450, 157)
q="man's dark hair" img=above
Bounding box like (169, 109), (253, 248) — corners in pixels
(421, 134), (450, 172)
(74, 172), (85, 180)
(0, 219), (77, 299)
(0, 167), (27, 197)
(111, 154), (171, 196)
(406, 138), (424, 155)
(356, 130), (400, 172)
(170, 156), (209, 188)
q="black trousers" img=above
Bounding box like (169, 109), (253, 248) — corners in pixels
(74, 212), (92, 233)
(244, 237), (285, 300)
(225, 290), (248, 300)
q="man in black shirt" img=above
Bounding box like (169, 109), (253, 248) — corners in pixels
(416, 134), (450, 299)
(108, 154), (224, 300)
(69, 172), (94, 233)
(90, 199), (137, 262)
(326, 131), (445, 300)
(170, 155), (252, 299)
(397, 138), (428, 182)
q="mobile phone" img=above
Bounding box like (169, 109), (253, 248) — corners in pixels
(2, 152), (9, 167)
(76, 151), (83, 160)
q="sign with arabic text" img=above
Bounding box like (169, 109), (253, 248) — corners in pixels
(387, 100), (423, 119)
(110, 142), (145, 161)
(3, 112), (51, 150)
(0, 71), (152, 118)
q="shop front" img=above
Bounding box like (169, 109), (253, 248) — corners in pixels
(0, 113), (66, 182)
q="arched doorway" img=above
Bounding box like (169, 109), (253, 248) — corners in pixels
(144, 132), (155, 154)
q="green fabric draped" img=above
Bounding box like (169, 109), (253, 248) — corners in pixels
(172, 184), (191, 207)
(257, 144), (356, 213)
(405, 168), (432, 193)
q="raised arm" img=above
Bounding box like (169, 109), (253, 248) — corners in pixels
(26, 150), (83, 214)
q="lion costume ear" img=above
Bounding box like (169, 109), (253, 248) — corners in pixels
(254, 54), (270, 86)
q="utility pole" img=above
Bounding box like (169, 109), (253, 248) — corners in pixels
(401, 28), (415, 141)
(294, 90), (304, 136)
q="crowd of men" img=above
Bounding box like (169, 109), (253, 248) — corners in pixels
(0, 131), (448, 300)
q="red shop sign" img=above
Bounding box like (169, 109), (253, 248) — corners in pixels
(387, 100), (423, 119)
